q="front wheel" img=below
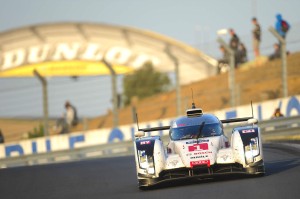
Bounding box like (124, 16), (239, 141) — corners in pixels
(246, 161), (265, 176)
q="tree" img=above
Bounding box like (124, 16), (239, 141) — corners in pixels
(123, 62), (171, 106)
(27, 124), (44, 138)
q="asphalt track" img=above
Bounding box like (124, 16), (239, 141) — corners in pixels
(0, 143), (299, 199)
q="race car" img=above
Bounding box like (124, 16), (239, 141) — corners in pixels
(134, 103), (265, 188)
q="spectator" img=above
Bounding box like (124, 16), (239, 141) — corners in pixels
(0, 129), (4, 143)
(54, 114), (69, 134)
(54, 101), (78, 134)
(65, 101), (78, 128)
(229, 28), (240, 51)
(252, 17), (261, 58)
(269, 43), (281, 60)
(217, 45), (230, 73)
(229, 29), (240, 67)
(237, 43), (248, 65)
(275, 13), (290, 39)
(271, 107), (284, 118)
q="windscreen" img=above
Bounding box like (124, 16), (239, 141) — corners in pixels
(170, 123), (223, 140)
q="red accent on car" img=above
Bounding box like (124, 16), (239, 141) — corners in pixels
(140, 140), (151, 145)
(188, 143), (209, 152)
(190, 160), (211, 167)
(242, 129), (255, 133)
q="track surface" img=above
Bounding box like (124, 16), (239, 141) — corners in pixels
(0, 143), (299, 199)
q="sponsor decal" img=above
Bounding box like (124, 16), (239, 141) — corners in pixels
(188, 143), (208, 152)
(190, 160), (210, 167)
(177, 123), (186, 127)
(186, 139), (209, 144)
(190, 155), (208, 159)
(193, 151), (212, 155)
(221, 154), (229, 161)
(186, 151), (212, 156)
(140, 141), (151, 145)
(242, 129), (255, 133)
(0, 43), (161, 74)
(169, 160), (179, 167)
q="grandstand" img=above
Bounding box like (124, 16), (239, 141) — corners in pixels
(1, 53), (300, 143)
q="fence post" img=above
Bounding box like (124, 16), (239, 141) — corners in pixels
(269, 27), (288, 98)
(33, 70), (49, 136)
(102, 59), (119, 128)
(217, 38), (236, 107)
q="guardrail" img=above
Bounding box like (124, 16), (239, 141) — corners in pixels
(0, 141), (134, 169)
(0, 115), (300, 169)
(223, 115), (300, 139)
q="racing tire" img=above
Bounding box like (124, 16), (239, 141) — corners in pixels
(246, 162), (265, 176)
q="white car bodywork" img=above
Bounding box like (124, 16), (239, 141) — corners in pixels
(134, 108), (265, 188)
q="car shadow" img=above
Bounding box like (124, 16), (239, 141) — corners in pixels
(139, 174), (261, 191)
(264, 158), (300, 176)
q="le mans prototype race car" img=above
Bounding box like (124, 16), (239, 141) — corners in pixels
(134, 103), (265, 188)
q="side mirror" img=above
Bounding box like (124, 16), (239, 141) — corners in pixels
(135, 131), (145, 137)
(247, 118), (258, 125)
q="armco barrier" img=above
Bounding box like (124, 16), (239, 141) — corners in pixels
(0, 141), (134, 168)
(223, 115), (300, 138)
(0, 115), (299, 168)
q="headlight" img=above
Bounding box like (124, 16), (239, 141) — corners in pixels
(138, 150), (155, 175)
(245, 138), (259, 163)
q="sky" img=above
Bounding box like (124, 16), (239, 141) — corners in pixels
(0, 0), (300, 118)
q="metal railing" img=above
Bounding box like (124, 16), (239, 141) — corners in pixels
(0, 115), (299, 169)
(0, 141), (134, 169)
(224, 115), (300, 139)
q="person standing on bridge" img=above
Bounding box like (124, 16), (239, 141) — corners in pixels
(228, 28), (240, 68)
(275, 13), (290, 39)
(229, 28), (240, 52)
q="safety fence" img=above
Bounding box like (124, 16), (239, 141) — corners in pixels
(0, 115), (299, 169)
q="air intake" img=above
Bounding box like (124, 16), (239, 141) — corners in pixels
(186, 108), (203, 117)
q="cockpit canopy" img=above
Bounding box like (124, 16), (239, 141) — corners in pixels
(169, 114), (223, 141)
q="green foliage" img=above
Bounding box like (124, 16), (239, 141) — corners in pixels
(28, 124), (44, 139)
(123, 62), (171, 106)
